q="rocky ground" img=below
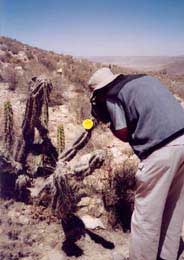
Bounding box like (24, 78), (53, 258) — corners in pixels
(0, 98), (184, 259)
(0, 198), (130, 260)
(0, 198), (183, 260)
(0, 83), (132, 260)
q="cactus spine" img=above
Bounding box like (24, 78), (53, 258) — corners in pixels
(57, 124), (65, 154)
(4, 101), (14, 153)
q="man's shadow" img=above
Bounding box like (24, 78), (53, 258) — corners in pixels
(61, 213), (115, 257)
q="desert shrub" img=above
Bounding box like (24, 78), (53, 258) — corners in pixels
(114, 159), (138, 230)
(15, 61), (50, 94)
(77, 93), (91, 120)
(114, 158), (138, 191)
(10, 56), (22, 65)
(37, 53), (57, 71)
(1, 37), (24, 54)
(1, 65), (18, 91)
(41, 58), (56, 71)
(0, 43), (8, 51)
(26, 49), (34, 60)
(68, 93), (91, 124)
(62, 57), (98, 91)
(26, 60), (48, 75)
(168, 80), (184, 100)
(10, 44), (20, 55)
(64, 55), (74, 65)
(49, 90), (64, 107)
(0, 51), (12, 63)
(48, 51), (60, 62)
(103, 158), (138, 230)
(49, 76), (67, 106)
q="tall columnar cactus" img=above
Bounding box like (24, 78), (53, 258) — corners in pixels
(15, 76), (55, 165)
(41, 85), (49, 129)
(57, 124), (65, 154)
(41, 103), (49, 128)
(4, 101), (14, 153)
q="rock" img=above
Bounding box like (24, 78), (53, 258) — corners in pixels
(15, 65), (24, 75)
(16, 51), (28, 62)
(72, 149), (105, 172)
(18, 215), (30, 225)
(77, 196), (105, 218)
(78, 197), (91, 207)
(88, 198), (104, 218)
(56, 68), (63, 74)
(81, 215), (105, 230)
(7, 208), (21, 219)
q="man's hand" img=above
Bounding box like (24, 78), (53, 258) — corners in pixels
(110, 125), (129, 142)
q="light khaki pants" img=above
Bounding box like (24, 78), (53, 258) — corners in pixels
(130, 135), (184, 260)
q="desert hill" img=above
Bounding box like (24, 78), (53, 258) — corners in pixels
(85, 55), (184, 99)
(162, 59), (184, 76)
(86, 55), (184, 74)
(1, 36), (184, 99)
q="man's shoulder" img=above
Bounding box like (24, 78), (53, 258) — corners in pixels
(119, 75), (162, 91)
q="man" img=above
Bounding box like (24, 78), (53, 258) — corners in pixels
(88, 67), (184, 260)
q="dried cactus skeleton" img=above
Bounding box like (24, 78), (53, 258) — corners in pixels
(38, 137), (105, 219)
(1, 76), (56, 199)
(14, 76), (57, 166)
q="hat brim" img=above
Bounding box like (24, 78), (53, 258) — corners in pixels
(92, 74), (121, 92)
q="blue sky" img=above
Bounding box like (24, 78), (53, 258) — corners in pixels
(1, 0), (184, 56)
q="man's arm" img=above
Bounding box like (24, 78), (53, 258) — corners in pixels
(106, 98), (128, 142)
(110, 126), (129, 142)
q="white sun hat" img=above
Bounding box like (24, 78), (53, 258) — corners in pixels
(88, 67), (120, 92)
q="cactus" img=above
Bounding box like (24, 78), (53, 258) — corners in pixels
(41, 103), (49, 128)
(57, 124), (65, 154)
(3, 101), (14, 153)
(15, 76), (55, 165)
(41, 85), (49, 128)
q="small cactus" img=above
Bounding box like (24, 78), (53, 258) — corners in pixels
(4, 101), (14, 153)
(57, 124), (65, 154)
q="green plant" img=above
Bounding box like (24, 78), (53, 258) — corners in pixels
(4, 101), (14, 153)
(57, 124), (65, 154)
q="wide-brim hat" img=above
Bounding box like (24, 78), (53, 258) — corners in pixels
(88, 67), (120, 92)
